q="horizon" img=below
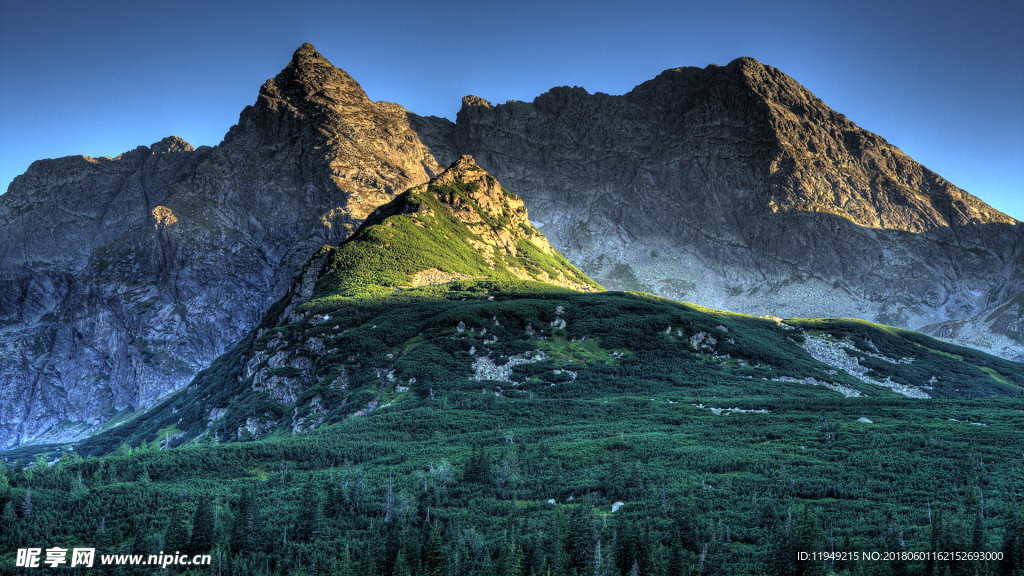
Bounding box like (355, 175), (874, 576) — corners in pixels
(1, 0), (1021, 221)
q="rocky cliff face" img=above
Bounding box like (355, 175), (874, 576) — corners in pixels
(0, 43), (441, 449)
(75, 159), (1023, 452)
(408, 57), (1023, 360)
(4, 47), (1021, 450)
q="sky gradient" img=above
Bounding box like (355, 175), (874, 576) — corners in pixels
(1, 0), (1021, 220)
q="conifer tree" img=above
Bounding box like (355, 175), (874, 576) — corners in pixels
(393, 547), (412, 576)
(165, 503), (191, 553)
(299, 479), (326, 540)
(1000, 503), (1023, 576)
(511, 543), (525, 576)
(423, 523), (446, 576)
(95, 516), (112, 552)
(190, 495), (216, 554)
(1, 500), (16, 547)
(231, 486), (258, 555)
(132, 520), (151, 556)
(338, 544), (354, 576)
(568, 504), (596, 574)
(926, 508), (945, 576)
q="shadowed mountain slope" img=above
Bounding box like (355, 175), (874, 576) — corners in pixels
(77, 161), (1022, 454)
(408, 57), (1023, 360)
(0, 44), (440, 449)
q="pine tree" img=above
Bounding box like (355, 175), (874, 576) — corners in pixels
(165, 503), (191, 553)
(552, 508), (569, 576)
(1, 500), (15, 526)
(511, 543), (525, 576)
(338, 544), (355, 576)
(190, 495), (216, 554)
(423, 523), (446, 576)
(131, 521), (151, 556)
(383, 474), (395, 523)
(299, 479), (326, 540)
(568, 504), (596, 574)
(926, 508), (945, 576)
(970, 507), (988, 576)
(667, 539), (687, 576)
(1000, 502), (1023, 576)
(792, 507), (827, 576)
(231, 486), (257, 555)
(393, 547), (412, 576)
(770, 511), (796, 576)
(95, 516), (112, 552)
(1, 500), (17, 547)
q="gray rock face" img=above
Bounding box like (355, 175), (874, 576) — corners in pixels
(408, 57), (1023, 358)
(3, 47), (1020, 449)
(0, 43), (440, 449)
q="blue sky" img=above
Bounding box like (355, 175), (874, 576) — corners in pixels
(1, 0), (1021, 220)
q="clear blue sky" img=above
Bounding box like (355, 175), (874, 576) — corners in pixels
(2, 0), (1021, 220)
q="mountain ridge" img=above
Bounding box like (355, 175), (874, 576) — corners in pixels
(0, 43), (441, 449)
(407, 55), (1023, 360)
(74, 159), (1023, 453)
(2, 44), (1020, 451)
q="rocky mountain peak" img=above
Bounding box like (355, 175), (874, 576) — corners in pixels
(291, 42), (331, 67)
(150, 135), (194, 155)
(0, 43), (443, 449)
(411, 56), (1023, 360)
(218, 42), (441, 231)
(462, 95), (493, 109)
(272, 42), (366, 102)
(430, 155), (525, 219)
(360, 155), (553, 263)
(283, 156), (601, 306)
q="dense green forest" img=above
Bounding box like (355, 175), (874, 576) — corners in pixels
(2, 384), (1023, 575)
(3, 283), (1022, 575)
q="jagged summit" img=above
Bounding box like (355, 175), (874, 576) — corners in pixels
(150, 135), (194, 154)
(291, 42), (332, 67)
(283, 155), (601, 304)
(219, 42), (441, 228)
(269, 42), (369, 103)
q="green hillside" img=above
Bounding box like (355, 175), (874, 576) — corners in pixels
(3, 159), (1022, 576)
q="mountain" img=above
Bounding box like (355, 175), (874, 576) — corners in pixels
(3, 44), (1021, 451)
(0, 43), (441, 449)
(77, 158), (1022, 453)
(11, 154), (1024, 576)
(407, 57), (1024, 361)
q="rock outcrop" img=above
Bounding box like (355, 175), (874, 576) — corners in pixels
(233, 157), (598, 424)
(0, 43), (441, 448)
(407, 57), (1023, 359)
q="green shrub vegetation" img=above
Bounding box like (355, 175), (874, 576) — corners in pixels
(3, 164), (1021, 575)
(7, 282), (1019, 575)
